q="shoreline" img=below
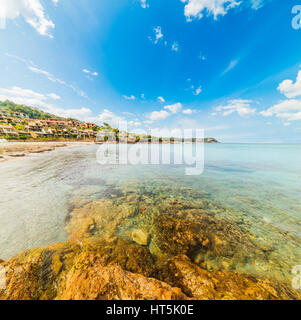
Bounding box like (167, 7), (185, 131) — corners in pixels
(0, 141), (94, 162)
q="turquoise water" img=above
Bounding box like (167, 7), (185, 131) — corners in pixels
(0, 143), (300, 284)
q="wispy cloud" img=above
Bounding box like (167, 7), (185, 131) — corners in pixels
(221, 59), (239, 76)
(123, 94), (136, 100)
(214, 99), (256, 118)
(140, 0), (149, 9)
(6, 53), (88, 99)
(83, 69), (98, 77)
(193, 85), (202, 96)
(171, 41), (179, 52)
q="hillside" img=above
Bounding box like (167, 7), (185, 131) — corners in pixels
(0, 100), (66, 120)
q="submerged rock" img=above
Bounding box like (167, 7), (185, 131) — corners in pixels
(160, 255), (301, 300)
(131, 229), (150, 246)
(2, 183), (300, 300)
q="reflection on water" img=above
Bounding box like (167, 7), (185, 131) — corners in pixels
(0, 143), (300, 285)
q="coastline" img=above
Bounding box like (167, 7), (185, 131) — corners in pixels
(0, 142), (94, 162)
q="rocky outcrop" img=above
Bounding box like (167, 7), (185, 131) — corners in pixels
(160, 255), (300, 300)
(60, 262), (185, 300)
(1, 241), (300, 300)
(1, 185), (301, 300)
(0, 240), (183, 300)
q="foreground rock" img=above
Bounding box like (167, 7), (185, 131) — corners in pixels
(1, 238), (300, 300)
(1, 185), (301, 300)
(0, 240), (184, 300)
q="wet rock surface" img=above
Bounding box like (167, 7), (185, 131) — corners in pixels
(0, 143), (68, 161)
(1, 183), (301, 300)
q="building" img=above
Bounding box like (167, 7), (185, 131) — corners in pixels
(0, 125), (19, 137)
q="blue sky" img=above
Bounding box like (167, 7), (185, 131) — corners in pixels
(1, 0), (301, 142)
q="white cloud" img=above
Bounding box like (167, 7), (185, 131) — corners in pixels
(260, 70), (301, 124)
(278, 70), (301, 99)
(182, 108), (196, 115)
(260, 100), (301, 122)
(0, 0), (55, 37)
(214, 99), (256, 118)
(180, 0), (242, 21)
(149, 26), (163, 44)
(150, 110), (170, 121)
(97, 109), (127, 128)
(47, 93), (61, 100)
(0, 86), (92, 120)
(123, 94), (136, 100)
(171, 42), (179, 52)
(140, 0), (149, 9)
(128, 120), (142, 127)
(83, 69), (98, 77)
(250, 0), (264, 10)
(157, 96), (165, 103)
(52, 0), (59, 6)
(164, 102), (182, 114)
(193, 85), (202, 95)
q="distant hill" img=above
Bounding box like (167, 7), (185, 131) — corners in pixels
(0, 100), (66, 120)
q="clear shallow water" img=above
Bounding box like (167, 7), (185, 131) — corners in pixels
(0, 144), (300, 284)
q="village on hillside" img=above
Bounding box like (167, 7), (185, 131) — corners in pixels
(0, 109), (99, 141)
(0, 101), (218, 143)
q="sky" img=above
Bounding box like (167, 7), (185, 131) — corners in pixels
(0, 0), (301, 143)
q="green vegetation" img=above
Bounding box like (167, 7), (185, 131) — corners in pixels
(0, 100), (62, 120)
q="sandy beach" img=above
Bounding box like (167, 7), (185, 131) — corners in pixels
(0, 142), (93, 161)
